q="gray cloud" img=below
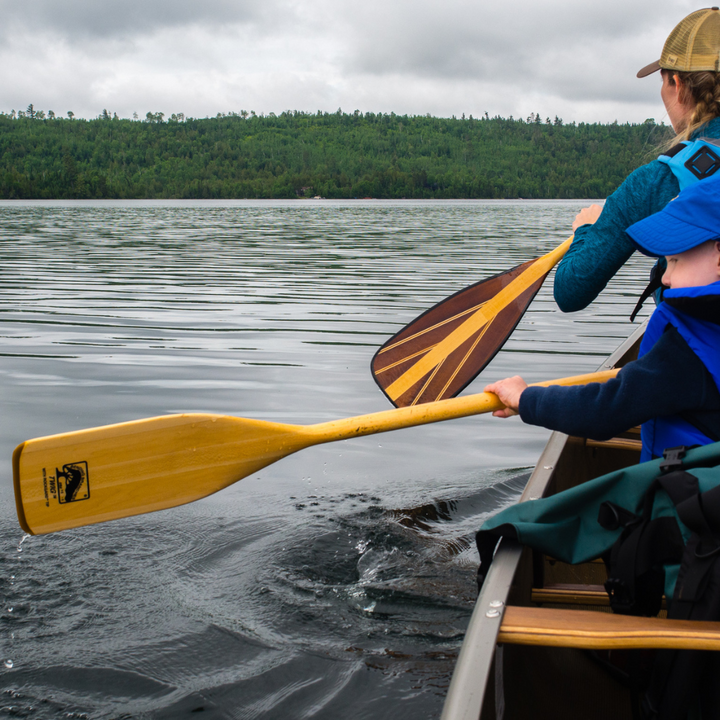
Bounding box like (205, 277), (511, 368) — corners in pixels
(0, 0), (703, 124)
(330, 0), (694, 102)
(0, 0), (287, 40)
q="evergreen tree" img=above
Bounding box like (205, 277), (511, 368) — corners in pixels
(0, 109), (671, 200)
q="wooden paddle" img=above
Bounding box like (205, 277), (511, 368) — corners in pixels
(371, 237), (573, 407)
(14, 367), (616, 535)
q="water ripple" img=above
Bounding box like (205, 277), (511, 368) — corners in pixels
(0, 200), (652, 718)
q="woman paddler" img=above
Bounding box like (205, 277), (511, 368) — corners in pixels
(554, 7), (720, 314)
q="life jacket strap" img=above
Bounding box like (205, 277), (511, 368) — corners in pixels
(630, 262), (666, 322)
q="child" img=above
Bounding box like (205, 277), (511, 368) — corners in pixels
(485, 177), (720, 462)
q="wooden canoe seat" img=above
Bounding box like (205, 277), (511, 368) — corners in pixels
(498, 606), (720, 650)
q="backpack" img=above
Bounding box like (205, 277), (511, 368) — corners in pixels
(476, 442), (720, 719)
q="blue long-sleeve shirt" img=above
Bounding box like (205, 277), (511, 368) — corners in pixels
(519, 326), (720, 441)
(553, 118), (720, 313)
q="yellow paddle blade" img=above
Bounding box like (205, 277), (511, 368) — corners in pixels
(13, 414), (315, 536)
(372, 237), (573, 407)
(14, 368), (617, 535)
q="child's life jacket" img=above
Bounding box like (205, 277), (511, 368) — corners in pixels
(639, 282), (720, 462)
(630, 139), (720, 321)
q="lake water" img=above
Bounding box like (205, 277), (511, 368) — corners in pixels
(0, 200), (654, 719)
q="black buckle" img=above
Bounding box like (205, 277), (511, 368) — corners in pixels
(659, 446), (688, 473)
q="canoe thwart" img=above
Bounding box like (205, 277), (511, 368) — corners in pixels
(531, 584), (667, 610)
(586, 438), (643, 452)
(531, 585), (610, 606)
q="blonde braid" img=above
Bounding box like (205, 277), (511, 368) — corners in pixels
(673, 70), (720, 141)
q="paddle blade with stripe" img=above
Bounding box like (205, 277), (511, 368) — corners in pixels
(13, 368), (616, 535)
(371, 237), (572, 407)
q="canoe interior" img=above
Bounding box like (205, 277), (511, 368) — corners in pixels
(441, 324), (647, 720)
(484, 331), (644, 720)
(488, 463), (642, 718)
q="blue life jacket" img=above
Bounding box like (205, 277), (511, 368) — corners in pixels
(657, 138), (720, 190)
(639, 282), (720, 462)
(630, 140), (720, 320)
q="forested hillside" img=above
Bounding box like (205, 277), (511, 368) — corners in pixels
(0, 108), (671, 199)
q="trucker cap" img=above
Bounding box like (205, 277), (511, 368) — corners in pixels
(627, 176), (720, 256)
(637, 7), (720, 78)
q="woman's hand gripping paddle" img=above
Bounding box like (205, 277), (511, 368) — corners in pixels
(371, 237), (573, 407)
(13, 367), (616, 535)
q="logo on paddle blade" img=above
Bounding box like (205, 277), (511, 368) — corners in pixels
(56, 462), (90, 503)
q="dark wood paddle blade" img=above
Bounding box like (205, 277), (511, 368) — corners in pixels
(371, 238), (572, 407)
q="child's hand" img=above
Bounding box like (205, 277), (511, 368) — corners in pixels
(483, 376), (528, 418)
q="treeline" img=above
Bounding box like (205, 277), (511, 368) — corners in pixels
(0, 108), (672, 200)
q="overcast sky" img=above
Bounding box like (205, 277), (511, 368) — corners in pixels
(0, 0), (706, 123)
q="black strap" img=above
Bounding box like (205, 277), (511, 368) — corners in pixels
(597, 501), (639, 531)
(661, 142), (687, 159)
(475, 523), (517, 590)
(697, 483), (720, 534)
(672, 481), (720, 604)
(630, 263), (666, 323)
(601, 476), (687, 616)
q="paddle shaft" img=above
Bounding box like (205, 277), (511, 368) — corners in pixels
(14, 368), (618, 535)
(305, 368), (618, 444)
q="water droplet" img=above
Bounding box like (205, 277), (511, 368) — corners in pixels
(16, 534), (30, 553)
(4, 660), (13, 669)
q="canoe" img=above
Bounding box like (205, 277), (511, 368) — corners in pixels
(440, 322), (720, 720)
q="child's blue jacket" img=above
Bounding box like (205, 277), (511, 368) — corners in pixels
(519, 282), (720, 458)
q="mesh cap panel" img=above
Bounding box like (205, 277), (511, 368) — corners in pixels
(662, 8), (720, 72)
